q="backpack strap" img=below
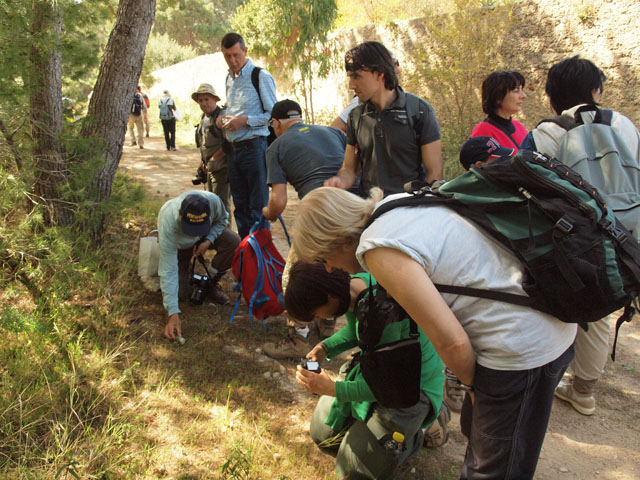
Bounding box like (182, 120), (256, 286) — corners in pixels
(403, 92), (423, 143)
(573, 104), (613, 126)
(536, 114), (577, 131)
(364, 194), (536, 309)
(251, 66), (266, 113)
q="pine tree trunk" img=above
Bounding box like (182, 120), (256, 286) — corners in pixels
(81, 0), (156, 239)
(30, 1), (73, 226)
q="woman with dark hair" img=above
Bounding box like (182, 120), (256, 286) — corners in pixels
(286, 261), (447, 480)
(470, 70), (528, 149)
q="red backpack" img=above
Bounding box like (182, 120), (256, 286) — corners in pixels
(230, 216), (290, 329)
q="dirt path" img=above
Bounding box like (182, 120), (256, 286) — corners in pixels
(119, 138), (640, 479)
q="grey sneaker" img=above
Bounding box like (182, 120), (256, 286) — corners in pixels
(423, 401), (451, 448)
(263, 334), (310, 359)
(444, 368), (465, 412)
(555, 381), (596, 415)
(209, 283), (230, 305)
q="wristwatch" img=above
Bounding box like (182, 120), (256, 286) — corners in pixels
(455, 379), (474, 392)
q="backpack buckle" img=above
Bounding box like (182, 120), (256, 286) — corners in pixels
(601, 220), (628, 243)
(555, 217), (574, 234)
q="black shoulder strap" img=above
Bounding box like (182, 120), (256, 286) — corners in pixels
(574, 104), (613, 126)
(363, 194), (535, 309)
(536, 115), (577, 131)
(251, 66), (265, 112)
(404, 92), (423, 142)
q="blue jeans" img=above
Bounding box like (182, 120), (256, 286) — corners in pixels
(460, 344), (574, 479)
(226, 137), (269, 239)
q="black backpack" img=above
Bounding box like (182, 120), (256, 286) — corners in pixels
(251, 67), (277, 145)
(365, 150), (640, 359)
(131, 92), (143, 116)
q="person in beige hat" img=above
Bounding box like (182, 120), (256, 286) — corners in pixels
(192, 83), (230, 213)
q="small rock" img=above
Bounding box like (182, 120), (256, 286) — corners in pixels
(273, 453), (281, 460)
(279, 365), (286, 373)
(264, 371), (272, 379)
(411, 467), (416, 473)
(559, 467), (569, 473)
(273, 372), (280, 379)
(255, 348), (262, 354)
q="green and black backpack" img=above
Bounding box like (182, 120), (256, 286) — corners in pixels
(365, 150), (640, 359)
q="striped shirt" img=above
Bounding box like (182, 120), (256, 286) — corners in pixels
(224, 58), (277, 142)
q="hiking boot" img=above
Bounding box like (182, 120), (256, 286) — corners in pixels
(209, 283), (230, 305)
(315, 317), (337, 339)
(145, 133), (150, 137)
(555, 381), (596, 415)
(139, 145), (144, 149)
(444, 367), (465, 412)
(423, 401), (451, 448)
(263, 334), (310, 359)
(131, 141), (137, 146)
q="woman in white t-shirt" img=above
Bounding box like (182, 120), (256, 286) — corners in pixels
(292, 186), (576, 480)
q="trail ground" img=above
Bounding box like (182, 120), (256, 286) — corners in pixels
(119, 135), (640, 479)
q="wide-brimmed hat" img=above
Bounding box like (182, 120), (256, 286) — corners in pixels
(459, 136), (515, 170)
(191, 83), (221, 102)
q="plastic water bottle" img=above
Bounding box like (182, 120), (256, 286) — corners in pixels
(384, 431), (405, 455)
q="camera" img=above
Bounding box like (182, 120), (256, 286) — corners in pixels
(189, 255), (211, 305)
(300, 358), (321, 373)
(192, 168), (207, 186)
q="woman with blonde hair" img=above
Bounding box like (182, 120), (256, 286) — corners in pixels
(293, 186), (576, 480)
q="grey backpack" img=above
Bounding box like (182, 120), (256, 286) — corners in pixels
(541, 105), (640, 240)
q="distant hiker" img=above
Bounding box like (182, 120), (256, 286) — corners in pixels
(158, 191), (240, 340)
(159, 89), (177, 151)
(217, 32), (278, 239)
(325, 41), (443, 196)
(521, 56), (640, 416)
(128, 85), (147, 149)
(141, 89), (151, 137)
(471, 71), (528, 150)
(192, 83), (230, 212)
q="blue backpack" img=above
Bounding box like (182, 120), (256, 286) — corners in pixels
(159, 98), (173, 120)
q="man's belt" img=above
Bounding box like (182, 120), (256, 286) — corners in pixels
(230, 136), (262, 149)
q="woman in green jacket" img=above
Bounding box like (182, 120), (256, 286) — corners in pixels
(286, 261), (447, 480)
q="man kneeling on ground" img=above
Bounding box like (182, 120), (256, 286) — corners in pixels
(287, 261), (449, 480)
(159, 191), (241, 339)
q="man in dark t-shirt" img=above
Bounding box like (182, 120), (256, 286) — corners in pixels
(262, 99), (349, 359)
(325, 41), (443, 196)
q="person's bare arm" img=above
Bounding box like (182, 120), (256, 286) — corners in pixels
(421, 140), (444, 183)
(324, 145), (359, 190)
(329, 116), (347, 133)
(262, 183), (287, 221)
(364, 247), (476, 385)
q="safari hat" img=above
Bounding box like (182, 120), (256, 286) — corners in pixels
(191, 83), (221, 102)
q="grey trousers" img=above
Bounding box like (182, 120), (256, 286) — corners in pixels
(309, 363), (432, 479)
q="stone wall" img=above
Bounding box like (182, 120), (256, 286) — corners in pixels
(151, 0), (640, 131)
(310, 0), (640, 130)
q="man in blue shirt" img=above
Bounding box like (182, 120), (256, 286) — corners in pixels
(158, 191), (241, 340)
(217, 32), (278, 239)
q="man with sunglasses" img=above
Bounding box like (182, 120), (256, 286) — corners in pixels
(325, 41), (444, 196)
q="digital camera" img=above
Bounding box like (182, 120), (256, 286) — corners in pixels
(192, 168), (207, 186)
(300, 358), (321, 373)
(189, 254), (211, 305)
